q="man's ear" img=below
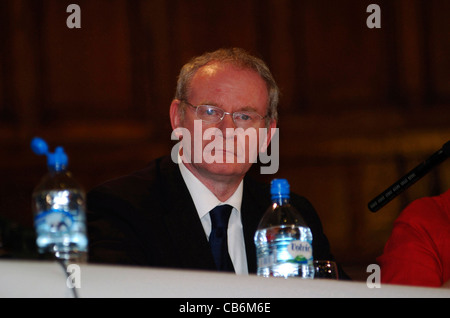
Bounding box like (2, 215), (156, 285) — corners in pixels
(170, 99), (182, 130)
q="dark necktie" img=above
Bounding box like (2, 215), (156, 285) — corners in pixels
(209, 204), (235, 272)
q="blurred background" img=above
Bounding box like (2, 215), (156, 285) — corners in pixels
(1, 0), (449, 280)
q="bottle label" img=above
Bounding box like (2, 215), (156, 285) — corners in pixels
(35, 209), (74, 233)
(287, 240), (313, 264)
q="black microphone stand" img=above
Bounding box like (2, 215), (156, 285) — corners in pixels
(368, 140), (450, 212)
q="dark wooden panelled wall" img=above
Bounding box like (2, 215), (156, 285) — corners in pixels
(1, 0), (449, 279)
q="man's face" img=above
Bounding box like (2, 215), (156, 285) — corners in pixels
(171, 62), (275, 182)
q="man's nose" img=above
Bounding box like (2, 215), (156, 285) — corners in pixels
(219, 113), (236, 134)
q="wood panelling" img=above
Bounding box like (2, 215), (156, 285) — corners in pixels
(1, 0), (449, 279)
(41, 1), (133, 118)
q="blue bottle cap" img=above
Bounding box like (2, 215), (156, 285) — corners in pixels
(31, 137), (68, 171)
(270, 179), (290, 199)
(47, 146), (68, 170)
(31, 137), (49, 156)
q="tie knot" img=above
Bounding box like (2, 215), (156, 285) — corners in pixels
(210, 204), (232, 230)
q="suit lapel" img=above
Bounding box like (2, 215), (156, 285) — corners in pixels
(158, 157), (217, 271)
(241, 177), (271, 274)
(156, 157), (270, 274)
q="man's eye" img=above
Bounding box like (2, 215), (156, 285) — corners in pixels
(236, 113), (252, 121)
(204, 107), (220, 116)
(205, 108), (216, 115)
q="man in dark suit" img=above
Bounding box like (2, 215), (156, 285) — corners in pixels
(87, 48), (346, 277)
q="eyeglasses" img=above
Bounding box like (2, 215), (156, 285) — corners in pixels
(182, 100), (267, 128)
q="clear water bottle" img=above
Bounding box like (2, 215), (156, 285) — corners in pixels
(254, 179), (314, 278)
(31, 137), (88, 264)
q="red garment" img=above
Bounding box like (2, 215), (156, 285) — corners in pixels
(377, 189), (450, 287)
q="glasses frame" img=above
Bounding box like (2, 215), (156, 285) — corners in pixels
(181, 100), (267, 128)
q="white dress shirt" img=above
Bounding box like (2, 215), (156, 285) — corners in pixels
(178, 155), (249, 275)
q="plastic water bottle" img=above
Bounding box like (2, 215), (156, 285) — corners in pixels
(31, 137), (88, 264)
(254, 179), (314, 278)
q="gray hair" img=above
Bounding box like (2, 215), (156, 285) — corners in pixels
(174, 48), (279, 126)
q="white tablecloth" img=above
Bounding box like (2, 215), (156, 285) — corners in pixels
(0, 260), (448, 298)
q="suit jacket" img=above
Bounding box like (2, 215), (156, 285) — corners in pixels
(87, 156), (340, 275)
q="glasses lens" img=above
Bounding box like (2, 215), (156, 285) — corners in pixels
(233, 112), (262, 127)
(196, 105), (223, 123)
(195, 104), (264, 128)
